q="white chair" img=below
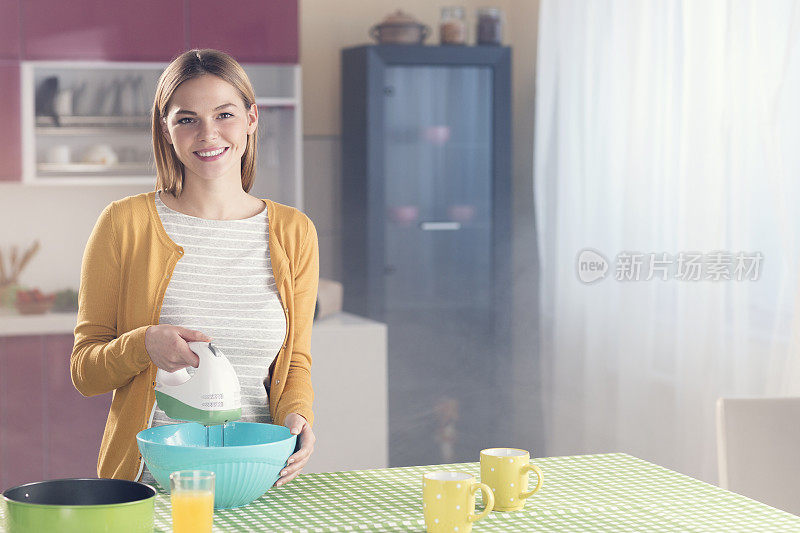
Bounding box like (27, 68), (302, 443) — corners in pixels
(716, 397), (800, 515)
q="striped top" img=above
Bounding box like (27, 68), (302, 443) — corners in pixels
(150, 190), (286, 427)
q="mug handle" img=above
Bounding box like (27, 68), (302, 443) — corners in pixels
(519, 464), (544, 499)
(467, 482), (494, 523)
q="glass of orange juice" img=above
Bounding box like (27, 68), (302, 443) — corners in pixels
(170, 470), (215, 533)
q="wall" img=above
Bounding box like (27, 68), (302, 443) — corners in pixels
(0, 184), (150, 293)
(507, 0), (542, 455)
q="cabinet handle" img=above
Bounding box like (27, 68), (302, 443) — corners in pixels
(419, 222), (462, 231)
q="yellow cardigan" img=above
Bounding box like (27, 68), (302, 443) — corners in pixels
(71, 191), (318, 480)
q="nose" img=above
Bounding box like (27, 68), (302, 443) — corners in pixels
(197, 119), (219, 141)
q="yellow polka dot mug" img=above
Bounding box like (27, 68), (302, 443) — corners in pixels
(422, 471), (494, 532)
(480, 448), (544, 511)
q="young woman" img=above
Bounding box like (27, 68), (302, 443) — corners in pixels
(71, 49), (317, 487)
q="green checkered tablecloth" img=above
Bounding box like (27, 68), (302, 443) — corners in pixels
(3, 453), (799, 531)
(147, 453), (798, 532)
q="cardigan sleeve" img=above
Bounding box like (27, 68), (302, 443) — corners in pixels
(71, 203), (153, 397)
(274, 216), (319, 426)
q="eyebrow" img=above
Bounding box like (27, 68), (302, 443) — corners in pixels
(173, 103), (236, 116)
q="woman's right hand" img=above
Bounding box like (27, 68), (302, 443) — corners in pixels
(145, 325), (212, 372)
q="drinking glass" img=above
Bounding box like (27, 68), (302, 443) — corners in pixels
(170, 470), (215, 533)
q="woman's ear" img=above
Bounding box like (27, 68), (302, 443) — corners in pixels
(246, 103), (258, 135)
(160, 117), (173, 145)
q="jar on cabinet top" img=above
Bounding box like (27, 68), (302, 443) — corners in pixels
(439, 7), (467, 45)
(476, 7), (504, 45)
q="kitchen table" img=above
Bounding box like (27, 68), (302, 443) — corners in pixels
(135, 453), (799, 532)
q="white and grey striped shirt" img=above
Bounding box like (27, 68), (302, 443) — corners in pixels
(141, 191), (286, 482)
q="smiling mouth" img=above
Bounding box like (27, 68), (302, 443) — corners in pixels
(194, 147), (229, 161)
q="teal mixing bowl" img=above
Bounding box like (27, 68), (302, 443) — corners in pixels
(136, 422), (296, 509)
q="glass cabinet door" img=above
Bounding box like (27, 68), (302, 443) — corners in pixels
(381, 64), (498, 466)
(382, 65), (493, 312)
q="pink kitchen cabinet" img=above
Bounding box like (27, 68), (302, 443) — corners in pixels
(0, 334), (111, 491)
(21, 0), (185, 61)
(44, 334), (110, 481)
(188, 0), (298, 63)
(0, 62), (21, 181)
(0, 336), (45, 489)
(0, 0), (20, 59)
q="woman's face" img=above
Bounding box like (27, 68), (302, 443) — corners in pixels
(161, 74), (257, 185)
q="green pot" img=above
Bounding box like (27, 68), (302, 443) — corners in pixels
(2, 479), (155, 533)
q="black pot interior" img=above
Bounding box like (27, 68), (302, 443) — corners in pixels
(3, 479), (155, 506)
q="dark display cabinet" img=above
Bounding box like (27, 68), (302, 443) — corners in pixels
(341, 45), (512, 467)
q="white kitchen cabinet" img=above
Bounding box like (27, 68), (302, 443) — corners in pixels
(20, 61), (303, 208)
(305, 313), (389, 473)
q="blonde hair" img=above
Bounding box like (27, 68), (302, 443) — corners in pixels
(152, 49), (258, 196)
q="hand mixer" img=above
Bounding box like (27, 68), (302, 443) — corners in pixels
(154, 342), (242, 436)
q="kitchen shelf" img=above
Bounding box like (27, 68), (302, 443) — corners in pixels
(36, 115), (150, 128)
(35, 127), (150, 136)
(21, 61), (304, 208)
(255, 97), (296, 108)
(37, 162), (153, 174)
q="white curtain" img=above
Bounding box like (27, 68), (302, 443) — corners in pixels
(534, 0), (800, 483)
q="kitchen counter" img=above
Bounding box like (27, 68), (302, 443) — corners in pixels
(0, 309), (78, 336)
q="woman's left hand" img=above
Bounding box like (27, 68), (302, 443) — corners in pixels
(276, 413), (315, 487)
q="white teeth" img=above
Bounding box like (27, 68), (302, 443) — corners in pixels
(197, 147), (225, 157)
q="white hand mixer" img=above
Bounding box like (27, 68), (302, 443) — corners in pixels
(154, 341), (242, 427)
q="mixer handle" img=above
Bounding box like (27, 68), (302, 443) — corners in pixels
(187, 341), (221, 369)
(155, 342), (216, 388)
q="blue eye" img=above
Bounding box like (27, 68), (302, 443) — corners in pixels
(177, 117), (194, 124)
